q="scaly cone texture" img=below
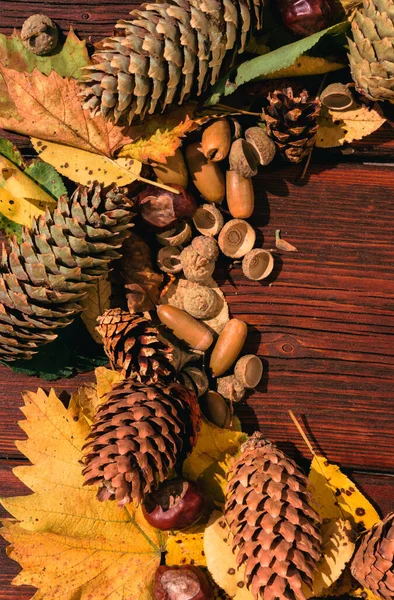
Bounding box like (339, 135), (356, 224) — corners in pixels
(264, 86), (320, 164)
(225, 433), (322, 600)
(351, 512), (394, 600)
(348, 0), (394, 102)
(0, 184), (135, 362)
(80, 0), (265, 124)
(96, 307), (174, 383)
(82, 380), (202, 506)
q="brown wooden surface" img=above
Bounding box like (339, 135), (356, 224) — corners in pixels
(0, 2), (394, 599)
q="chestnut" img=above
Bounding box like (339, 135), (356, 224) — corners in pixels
(143, 479), (205, 531)
(277, 0), (336, 36)
(154, 565), (214, 600)
(138, 184), (197, 230)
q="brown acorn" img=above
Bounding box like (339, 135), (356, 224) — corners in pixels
(200, 391), (232, 429)
(210, 318), (248, 377)
(153, 149), (189, 188)
(157, 305), (214, 352)
(201, 119), (231, 162)
(186, 142), (225, 204)
(226, 171), (255, 219)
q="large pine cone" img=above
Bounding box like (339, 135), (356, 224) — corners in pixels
(96, 307), (174, 383)
(351, 512), (394, 600)
(82, 380), (201, 506)
(264, 86), (320, 164)
(80, 0), (265, 124)
(0, 184), (134, 361)
(348, 0), (394, 102)
(225, 433), (322, 600)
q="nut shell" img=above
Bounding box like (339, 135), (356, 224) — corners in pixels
(242, 248), (274, 281)
(229, 138), (259, 178)
(157, 305), (214, 352)
(154, 565), (214, 600)
(200, 391), (232, 429)
(245, 126), (276, 166)
(156, 222), (192, 247)
(183, 285), (221, 320)
(191, 236), (219, 262)
(210, 318), (248, 377)
(234, 355), (263, 388)
(217, 375), (245, 403)
(21, 14), (59, 56)
(226, 171), (255, 219)
(201, 118), (231, 162)
(157, 247), (183, 274)
(218, 219), (256, 259)
(153, 148), (189, 188)
(193, 204), (224, 237)
(143, 479), (205, 531)
(320, 83), (354, 111)
(186, 142), (225, 204)
(180, 245), (215, 283)
(182, 367), (209, 397)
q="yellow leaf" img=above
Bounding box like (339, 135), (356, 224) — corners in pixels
(166, 524), (207, 568)
(351, 586), (381, 600)
(95, 366), (124, 404)
(316, 103), (386, 148)
(183, 418), (247, 483)
(308, 456), (380, 531)
(68, 383), (100, 425)
(0, 187), (53, 227)
(263, 55), (346, 79)
(80, 273), (111, 344)
(32, 138), (143, 187)
(0, 388), (163, 600)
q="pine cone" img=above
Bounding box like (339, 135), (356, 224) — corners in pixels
(351, 512), (394, 600)
(225, 433), (322, 600)
(264, 86), (320, 164)
(82, 380), (201, 506)
(96, 307), (174, 383)
(80, 0), (265, 124)
(0, 184), (135, 362)
(348, 0), (394, 102)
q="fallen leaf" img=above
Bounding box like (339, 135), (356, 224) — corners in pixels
(166, 524), (207, 568)
(262, 55), (346, 80)
(351, 586), (381, 600)
(338, 0), (363, 14)
(95, 366), (124, 404)
(68, 383), (100, 425)
(275, 229), (299, 252)
(32, 139), (143, 187)
(0, 388), (164, 600)
(24, 159), (67, 201)
(80, 273), (112, 344)
(316, 103), (386, 148)
(0, 137), (23, 166)
(0, 68), (132, 156)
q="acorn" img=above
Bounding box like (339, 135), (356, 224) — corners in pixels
(156, 222), (192, 247)
(201, 118), (231, 162)
(143, 479), (205, 531)
(153, 149), (189, 188)
(228, 138), (259, 178)
(245, 127), (276, 166)
(217, 375), (245, 403)
(183, 285), (222, 320)
(242, 248), (274, 281)
(200, 391), (232, 429)
(210, 318), (248, 377)
(154, 565), (214, 600)
(157, 305), (214, 352)
(180, 246), (216, 283)
(226, 171), (255, 219)
(157, 247), (183, 274)
(234, 355), (263, 388)
(193, 204), (224, 237)
(218, 219), (256, 259)
(185, 142), (225, 204)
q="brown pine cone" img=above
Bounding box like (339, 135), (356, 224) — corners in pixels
(225, 432), (322, 600)
(96, 308), (174, 384)
(82, 380), (201, 506)
(351, 512), (394, 600)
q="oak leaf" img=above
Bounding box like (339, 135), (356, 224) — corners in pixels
(316, 103), (386, 148)
(80, 273), (112, 344)
(0, 387), (164, 600)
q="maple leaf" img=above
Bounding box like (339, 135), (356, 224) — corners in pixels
(316, 103), (386, 148)
(1, 387), (164, 600)
(0, 68), (132, 157)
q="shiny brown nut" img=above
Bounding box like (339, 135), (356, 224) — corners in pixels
(226, 171), (255, 219)
(245, 127), (276, 166)
(201, 118), (231, 162)
(210, 318), (248, 377)
(153, 149), (189, 188)
(157, 305), (214, 352)
(200, 390), (232, 429)
(229, 138), (259, 178)
(234, 355), (263, 388)
(185, 142), (225, 204)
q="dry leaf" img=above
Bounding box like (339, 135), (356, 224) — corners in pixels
(262, 55), (346, 80)
(80, 273), (112, 344)
(338, 0), (363, 14)
(316, 103), (386, 148)
(95, 366), (124, 404)
(166, 525), (207, 568)
(275, 230), (298, 252)
(68, 383), (100, 425)
(0, 388), (164, 600)
(0, 68), (132, 156)
(32, 139), (142, 187)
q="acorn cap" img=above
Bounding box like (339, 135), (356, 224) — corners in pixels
(193, 204), (224, 237)
(320, 83), (354, 111)
(183, 285), (222, 320)
(180, 245), (216, 283)
(157, 247), (183, 274)
(242, 248), (274, 281)
(245, 126), (276, 166)
(156, 222), (192, 247)
(192, 236), (219, 262)
(229, 138), (259, 178)
(200, 391), (232, 429)
(234, 355), (263, 388)
(183, 367), (209, 397)
(217, 375), (245, 403)
(218, 219), (256, 259)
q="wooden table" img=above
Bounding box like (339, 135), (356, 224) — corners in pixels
(0, 2), (394, 599)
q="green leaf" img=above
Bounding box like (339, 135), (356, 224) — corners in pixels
(2, 317), (108, 380)
(0, 213), (22, 241)
(0, 138), (24, 167)
(25, 160), (67, 200)
(205, 21), (350, 105)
